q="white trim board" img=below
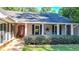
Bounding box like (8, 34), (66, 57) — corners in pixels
(16, 22), (79, 25)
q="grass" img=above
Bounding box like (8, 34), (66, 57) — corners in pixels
(22, 44), (79, 51)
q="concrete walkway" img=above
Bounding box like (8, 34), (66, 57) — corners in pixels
(0, 38), (24, 51)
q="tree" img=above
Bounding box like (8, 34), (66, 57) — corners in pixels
(59, 7), (79, 23)
(40, 7), (52, 13)
(51, 10), (56, 13)
(26, 7), (38, 13)
(1, 7), (38, 13)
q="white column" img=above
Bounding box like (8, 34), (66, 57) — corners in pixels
(65, 25), (67, 35)
(57, 24), (59, 35)
(42, 24), (44, 35)
(10, 23), (11, 39)
(25, 23), (27, 36)
(6, 23), (7, 40)
(71, 24), (74, 35)
(0, 24), (1, 43)
(2, 24), (4, 43)
(7, 23), (9, 40)
(8, 23), (10, 40)
(11, 24), (13, 38)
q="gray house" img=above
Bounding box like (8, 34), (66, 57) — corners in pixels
(0, 10), (79, 43)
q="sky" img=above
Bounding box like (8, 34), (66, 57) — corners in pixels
(52, 7), (61, 13)
(37, 7), (61, 13)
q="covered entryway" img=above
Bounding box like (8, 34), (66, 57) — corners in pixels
(16, 23), (25, 38)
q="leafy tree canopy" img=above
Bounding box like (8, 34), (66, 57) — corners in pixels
(1, 7), (38, 13)
(40, 7), (52, 13)
(1, 7), (57, 14)
(59, 7), (79, 23)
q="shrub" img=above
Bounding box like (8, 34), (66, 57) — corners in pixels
(35, 35), (46, 45)
(24, 35), (79, 45)
(51, 35), (79, 44)
(24, 36), (35, 44)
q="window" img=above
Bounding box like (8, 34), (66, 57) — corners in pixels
(34, 25), (40, 35)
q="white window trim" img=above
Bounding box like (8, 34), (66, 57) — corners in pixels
(34, 24), (40, 35)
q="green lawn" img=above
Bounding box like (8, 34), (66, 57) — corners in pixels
(22, 44), (79, 51)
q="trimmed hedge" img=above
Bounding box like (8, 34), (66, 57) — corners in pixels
(24, 35), (79, 45)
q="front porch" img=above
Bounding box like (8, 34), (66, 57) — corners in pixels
(25, 23), (79, 36)
(0, 23), (79, 44)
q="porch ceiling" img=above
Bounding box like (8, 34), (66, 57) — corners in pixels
(0, 17), (15, 24)
(0, 11), (15, 23)
(4, 17), (15, 23)
(0, 19), (6, 24)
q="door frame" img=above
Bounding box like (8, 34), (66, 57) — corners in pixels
(16, 24), (25, 38)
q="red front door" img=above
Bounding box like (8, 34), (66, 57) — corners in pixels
(16, 25), (25, 38)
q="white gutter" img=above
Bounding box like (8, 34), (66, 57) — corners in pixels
(12, 18), (79, 24)
(15, 21), (79, 25)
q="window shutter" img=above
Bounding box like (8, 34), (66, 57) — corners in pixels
(67, 25), (71, 35)
(59, 25), (62, 35)
(55, 26), (57, 34)
(40, 24), (42, 35)
(52, 25), (54, 34)
(32, 24), (34, 35)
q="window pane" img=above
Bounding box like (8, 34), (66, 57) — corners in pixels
(35, 25), (40, 35)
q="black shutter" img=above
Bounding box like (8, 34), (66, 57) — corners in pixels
(52, 25), (54, 34)
(32, 24), (34, 35)
(55, 26), (57, 34)
(59, 25), (62, 35)
(40, 24), (42, 35)
(67, 25), (71, 35)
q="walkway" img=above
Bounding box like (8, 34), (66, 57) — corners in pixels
(0, 38), (24, 51)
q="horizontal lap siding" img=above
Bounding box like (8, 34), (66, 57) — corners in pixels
(74, 25), (79, 35)
(27, 24), (32, 36)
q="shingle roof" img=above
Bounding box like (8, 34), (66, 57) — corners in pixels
(0, 12), (7, 18)
(0, 10), (73, 23)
